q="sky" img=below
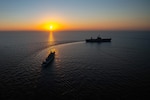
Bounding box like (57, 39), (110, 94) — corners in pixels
(0, 0), (150, 31)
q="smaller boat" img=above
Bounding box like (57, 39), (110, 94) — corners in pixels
(86, 36), (111, 42)
(42, 51), (55, 67)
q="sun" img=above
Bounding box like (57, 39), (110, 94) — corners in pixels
(50, 25), (53, 30)
(38, 22), (60, 31)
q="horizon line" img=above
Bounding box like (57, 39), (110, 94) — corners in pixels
(0, 29), (150, 32)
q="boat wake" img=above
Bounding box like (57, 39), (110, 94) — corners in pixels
(17, 40), (84, 68)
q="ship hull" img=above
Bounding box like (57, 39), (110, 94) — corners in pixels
(86, 38), (111, 42)
(42, 52), (55, 67)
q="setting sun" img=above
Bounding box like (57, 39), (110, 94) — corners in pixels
(37, 22), (63, 31)
(50, 25), (53, 30)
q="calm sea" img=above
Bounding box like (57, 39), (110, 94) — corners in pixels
(0, 31), (150, 99)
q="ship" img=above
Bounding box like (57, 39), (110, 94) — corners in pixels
(42, 51), (55, 67)
(86, 36), (111, 42)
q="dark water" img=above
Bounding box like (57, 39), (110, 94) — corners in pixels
(0, 31), (150, 100)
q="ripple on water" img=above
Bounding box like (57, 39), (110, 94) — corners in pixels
(1, 40), (150, 99)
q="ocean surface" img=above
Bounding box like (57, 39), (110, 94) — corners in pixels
(0, 31), (150, 100)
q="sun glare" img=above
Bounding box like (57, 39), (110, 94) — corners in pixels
(50, 25), (53, 30)
(38, 21), (63, 31)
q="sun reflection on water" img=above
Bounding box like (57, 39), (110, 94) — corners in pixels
(48, 31), (55, 42)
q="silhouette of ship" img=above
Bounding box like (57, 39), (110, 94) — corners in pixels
(86, 36), (111, 42)
(42, 51), (55, 67)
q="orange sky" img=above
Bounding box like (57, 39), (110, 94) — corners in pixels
(0, 16), (150, 31)
(1, 15), (150, 31)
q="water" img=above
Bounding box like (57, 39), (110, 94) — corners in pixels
(0, 31), (150, 99)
